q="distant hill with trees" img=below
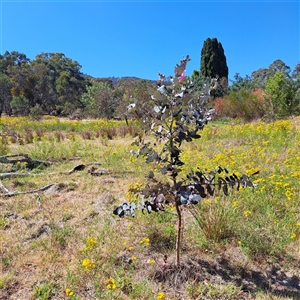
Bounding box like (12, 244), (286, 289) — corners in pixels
(1, 41), (300, 121)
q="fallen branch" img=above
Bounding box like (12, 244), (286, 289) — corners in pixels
(0, 133), (19, 140)
(0, 162), (105, 197)
(0, 183), (57, 197)
(0, 153), (50, 169)
(88, 167), (134, 177)
(88, 169), (110, 176)
(0, 162), (102, 178)
(64, 162), (102, 175)
(0, 172), (32, 179)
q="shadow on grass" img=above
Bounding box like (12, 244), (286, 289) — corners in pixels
(153, 256), (300, 299)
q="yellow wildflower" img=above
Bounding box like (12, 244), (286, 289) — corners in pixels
(290, 232), (298, 239)
(104, 278), (117, 290)
(244, 210), (252, 218)
(232, 201), (238, 207)
(86, 236), (97, 250)
(65, 288), (74, 297)
(140, 237), (150, 245)
(168, 205), (175, 212)
(81, 247), (89, 253)
(157, 292), (166, 300)
(82, 258), (95, 270)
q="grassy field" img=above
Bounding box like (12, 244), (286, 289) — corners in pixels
(0, 116), (300, 300)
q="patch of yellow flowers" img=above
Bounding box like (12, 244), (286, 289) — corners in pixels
(139, 237), (150, 246)
(157, 292), (166, 300)
(81, 236), (97, 252)
(82, 258), (95, 271)
(104, 278), (117, 290)
(65, 288), (74, 297)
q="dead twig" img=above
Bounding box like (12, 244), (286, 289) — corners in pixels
(35, 193), (42, 210)
(0, 180), (10, 194)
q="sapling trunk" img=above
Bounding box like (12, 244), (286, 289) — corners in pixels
(175, 201), (182, 267)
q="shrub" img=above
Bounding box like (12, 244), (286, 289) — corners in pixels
(265, 71), (297, 119)
(189, 196), (237, 242)
(10, 95), (30, 116)
(29, 104), (44, 120)
(215, 88), (268, 121)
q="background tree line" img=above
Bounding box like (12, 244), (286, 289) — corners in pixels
(1, 38), (300, 121)
(215, 58), (300, 121)
(0, 51), (156, 120)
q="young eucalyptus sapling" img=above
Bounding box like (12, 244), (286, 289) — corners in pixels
(113, 56), (258, 267)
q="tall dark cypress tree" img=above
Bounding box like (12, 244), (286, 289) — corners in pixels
(200, 38), (228, 79)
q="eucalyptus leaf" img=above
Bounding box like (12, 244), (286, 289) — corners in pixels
(223, 184), (229, 196)
(153, 105), (161, 113)
(189, 194), (201, 204)
(195, 184), (207, 198)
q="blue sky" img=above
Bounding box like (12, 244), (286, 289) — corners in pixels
(1, 0), (299, 82)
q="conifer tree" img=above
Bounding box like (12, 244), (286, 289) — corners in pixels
(200, 37), (228, 79)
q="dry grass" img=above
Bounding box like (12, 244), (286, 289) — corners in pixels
(1, 170), (140, 299)
(1, 134), (145, 299)
(1, 118), (300, 299)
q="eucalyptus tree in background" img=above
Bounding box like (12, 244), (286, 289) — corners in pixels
(228, 73), (254, 92)
(0, 51), (90, 116)
(251, 59), (292, 89)
(92, 83), (118, 119)
(115, 78), (156, 121)
(292, 62), (300, 109)
(0, 73), (13, 116)
(0, 51), (33, 116)
(292, 62), (300, 79)
(268, 59), (291, 77)
(33, 52), (89, 115)
(0, 51), (30, 74)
